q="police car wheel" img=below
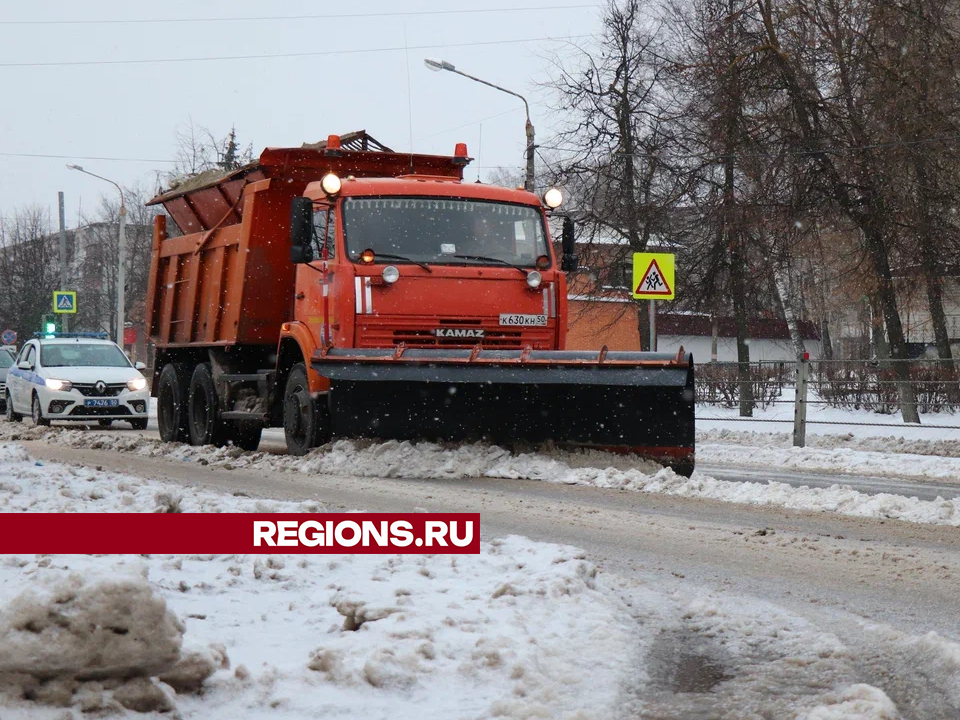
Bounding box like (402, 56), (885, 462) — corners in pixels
(98, 419), (114, 427)
(5, 391), (22, 422)
(32, 394), (50, 427)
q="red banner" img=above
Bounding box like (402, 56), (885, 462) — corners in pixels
(0, 514), (480, 554)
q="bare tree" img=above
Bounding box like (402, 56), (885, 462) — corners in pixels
(544, 0), (686, 351)
(170, 120), (253, 181)
(0, 207), (60, 340)
(755, 0), (923, 423)
(74, 184), (161, 337)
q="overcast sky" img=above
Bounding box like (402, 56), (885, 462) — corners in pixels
(0, 0), (600, 226)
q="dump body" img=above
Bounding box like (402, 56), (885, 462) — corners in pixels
(146, 142), (464, 348)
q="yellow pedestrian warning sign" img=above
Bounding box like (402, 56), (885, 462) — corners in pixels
(632, 253), (675, 300)
(53, 291), (77, 314)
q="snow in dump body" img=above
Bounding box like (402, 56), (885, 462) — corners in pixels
(12, 425), (960, 527)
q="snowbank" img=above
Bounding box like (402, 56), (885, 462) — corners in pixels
(18, 425), (960, 526)
(700, 441), (960, 484)
(0, 444), (637, 719)
(699, 427), (960, 458)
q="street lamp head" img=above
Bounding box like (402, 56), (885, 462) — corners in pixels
(424, 57), (455, 72)
(66, 164), (84, 172)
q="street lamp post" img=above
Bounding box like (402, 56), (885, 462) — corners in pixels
(424, 58), (535, 193)
(66, 165), (126, 347)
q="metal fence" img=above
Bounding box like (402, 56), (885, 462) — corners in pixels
(696, 358), (960, 446)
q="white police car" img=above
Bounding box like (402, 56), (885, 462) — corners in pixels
(4, 334), (149, 429)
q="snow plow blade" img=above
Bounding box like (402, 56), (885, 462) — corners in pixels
(312, 347), (695, 476)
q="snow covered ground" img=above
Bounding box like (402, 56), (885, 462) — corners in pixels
(698, 387), (960, 441)
(0, 442), (635, 719)
(4, 442), (958, 718)
(3, 421), (960, 528)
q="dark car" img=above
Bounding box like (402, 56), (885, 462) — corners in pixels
(0, 347), (13, 412)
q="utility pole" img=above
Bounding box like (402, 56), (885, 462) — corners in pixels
(66, 165), (126, 347)
(117, 203), (127, 350)
(57, 192), (69, 333)
(424, 58), (536, 192)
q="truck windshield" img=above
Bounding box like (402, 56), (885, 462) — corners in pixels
(342, 198), (549, 267)
(41, 344), (131, 368)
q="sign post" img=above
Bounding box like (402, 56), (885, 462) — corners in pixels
(632, 253), (675, 352)
(1, 329), (16, 346)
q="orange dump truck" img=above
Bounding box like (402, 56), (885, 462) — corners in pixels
(145, 131), (695, 475)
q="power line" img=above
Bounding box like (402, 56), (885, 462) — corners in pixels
(0, 152), (173, 163)
(8, 130), (960, 167)
(539, 131), (960, 162)
(417, 107), (525, 141)
(0, 34), (590, 68)
(1, 5), (597, 26)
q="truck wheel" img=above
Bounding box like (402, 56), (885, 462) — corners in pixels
(671, 459), (695, 478)
(32, 394), (51, 427)
(157, 363), (191, 443)
(130, 418), (149, 431)
(5, 391), (23, 422)
(283, 364), (329, 456)
(98, 419), (114, 428)
(188, 363), (228, 447)
(232, 420), (262, 452)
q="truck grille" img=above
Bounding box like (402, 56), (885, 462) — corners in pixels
(356, 317), (555, 350)
(73, 383), (126, 397)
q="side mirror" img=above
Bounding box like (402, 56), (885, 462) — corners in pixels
(289, 197), (315, 264)
(135, 361), (147, 371)
(18, 360), (32, 371)
(560, 216), (579, 273)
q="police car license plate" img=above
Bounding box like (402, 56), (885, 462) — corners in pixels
(84, 399), (119, 408)
(499, 314), (547, 327)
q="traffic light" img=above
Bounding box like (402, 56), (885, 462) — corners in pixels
(42, 314), (58, 337)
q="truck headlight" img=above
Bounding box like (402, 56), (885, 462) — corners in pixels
(382, 266), (400, 284)
(45, 378), (72, 392)
(526, 270), (543, 288)
(127, 377), (147, 392)
(321, 173), (342, 195)
(543, 188), (563, 209)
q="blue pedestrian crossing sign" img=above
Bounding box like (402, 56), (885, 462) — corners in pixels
(53, 291), (77, 314)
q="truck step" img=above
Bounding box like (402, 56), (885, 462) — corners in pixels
(221, 411), (269, 422)
(220, 373), (274, 383)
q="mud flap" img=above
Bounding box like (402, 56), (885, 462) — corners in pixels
(312, 348), (695, 475)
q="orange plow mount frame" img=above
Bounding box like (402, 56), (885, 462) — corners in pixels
(312, 346), (696, 476)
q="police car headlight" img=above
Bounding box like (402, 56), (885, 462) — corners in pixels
(127, 377), (147, 392)
(45, 378), (72, 392)
(526, 270), (543, 288)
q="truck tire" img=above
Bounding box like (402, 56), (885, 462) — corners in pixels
(188, 363), (228, 447)
(157, 362), (191, 443)
(232, 420), (263, 452)
(283, 364), (330, 456)
(32, 393), (51, 427)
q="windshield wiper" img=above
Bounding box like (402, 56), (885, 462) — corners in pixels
(369, 253), (433, 273)
(453, 255), (528, 277)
